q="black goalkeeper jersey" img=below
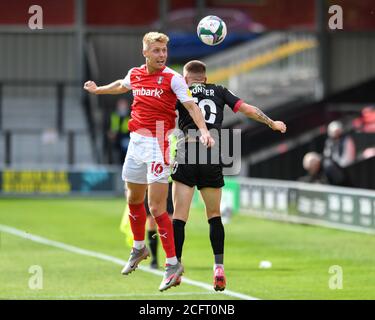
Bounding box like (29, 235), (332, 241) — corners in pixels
(176, 83), (242, 133)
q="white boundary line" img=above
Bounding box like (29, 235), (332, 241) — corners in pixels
(0, 224), (259, 300)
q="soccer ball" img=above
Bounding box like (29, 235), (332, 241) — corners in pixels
(197, 15), (227, 46)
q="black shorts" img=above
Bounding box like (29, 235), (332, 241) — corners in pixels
(171, 140), (224, 189)
(145, 182), (174, 215)
(172, 163), (224, 190)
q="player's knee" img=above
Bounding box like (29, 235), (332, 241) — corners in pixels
(127, 193), (144, 205)
(207, 211), (221, 220)
(173, 211), (188, 222)
(148, 203), (160, 217)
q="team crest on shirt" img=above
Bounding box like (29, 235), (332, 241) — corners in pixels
(157, 76), (164, 85)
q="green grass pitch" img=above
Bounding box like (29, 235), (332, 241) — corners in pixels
(1, 198), (375, 300)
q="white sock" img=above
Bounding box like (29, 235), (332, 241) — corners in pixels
(214, 264), (224, 270)
(133, 240), (145, 250)
(166, 256), (178, 265)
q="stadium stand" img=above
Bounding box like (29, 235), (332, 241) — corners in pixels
(0, 84), (94, 166)
(64, 86), (87, 132)
(2, 86), (57, 130)
(0, 133), (4, 165)
(203, 32), (318, 127)
(0, 31), (94, 166)
(10, 132), (67, 166)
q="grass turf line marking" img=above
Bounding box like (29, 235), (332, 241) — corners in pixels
(0, 224), (259, 300)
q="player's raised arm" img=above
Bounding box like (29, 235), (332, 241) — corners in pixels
(182, 100), (215, 147)
(238, 102), (287, 133)
(83, 80), (130, 95)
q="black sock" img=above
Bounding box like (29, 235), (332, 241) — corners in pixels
(173, 219), (186, 262)
(147, 230), (158, 263)
(208, 216), (225, 265)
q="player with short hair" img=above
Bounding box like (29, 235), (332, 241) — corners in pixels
(172, 60), (286, 291)
(84, 34), (214, 291)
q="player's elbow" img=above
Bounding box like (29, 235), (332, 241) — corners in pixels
(183, 100), (195, 112)
(117, 81), (129, 93)
(119, 87), (129, 94)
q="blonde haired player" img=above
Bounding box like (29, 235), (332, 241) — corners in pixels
(84, 32), (214, 291)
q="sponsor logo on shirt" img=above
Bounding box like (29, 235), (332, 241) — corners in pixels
(133, 87), (164, 98)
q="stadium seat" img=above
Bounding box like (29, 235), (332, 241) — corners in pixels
(63, 86), (87, 131)
(11, 133), (67, 165)
(2, 86), (56, 130)
(0, 134), (4, 165)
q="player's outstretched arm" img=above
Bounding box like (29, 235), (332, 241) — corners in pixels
(182, 100), (215, 147)
(238, 102), (287, 133)
(83, 80), (130, 95)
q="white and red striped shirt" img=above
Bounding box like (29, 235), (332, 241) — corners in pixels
(122, 65), (193, 137)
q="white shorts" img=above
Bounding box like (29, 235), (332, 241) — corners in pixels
(122, 132), (170, 184)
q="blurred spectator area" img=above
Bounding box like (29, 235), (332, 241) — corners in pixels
(243, 96), (375, 189)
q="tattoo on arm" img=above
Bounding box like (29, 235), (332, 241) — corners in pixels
(253, 107), (273, 127)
